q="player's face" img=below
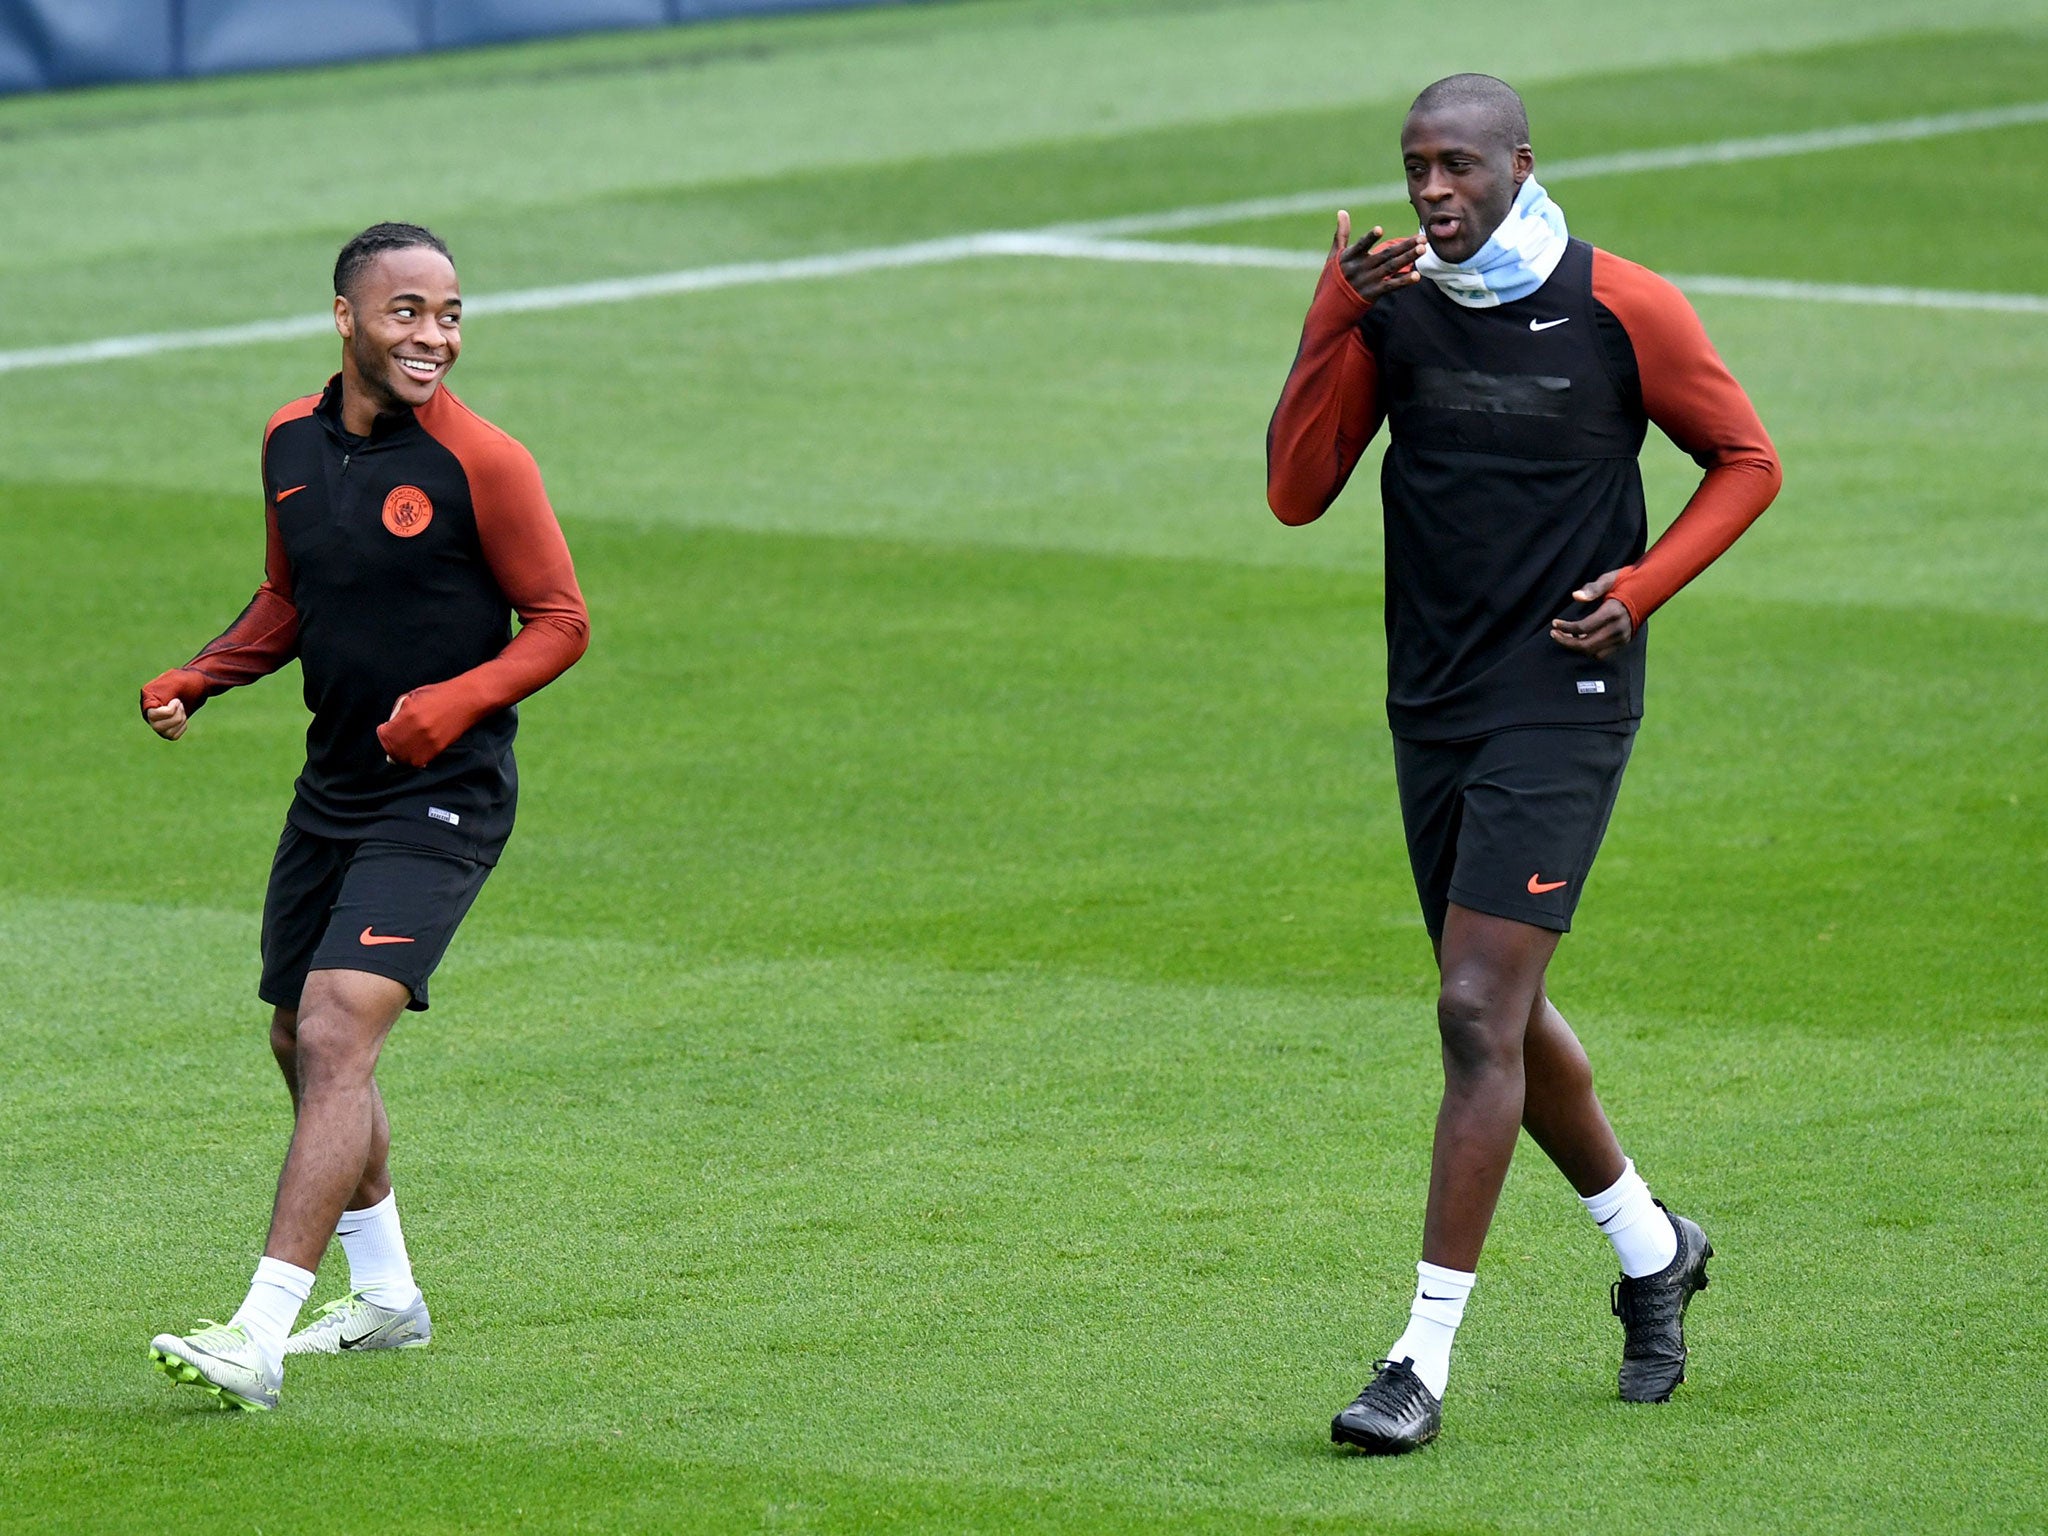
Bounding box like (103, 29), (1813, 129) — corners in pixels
(335, 247), (462, 414)
(1400, 110), (1531, 264)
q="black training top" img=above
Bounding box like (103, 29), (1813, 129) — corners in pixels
(146, 375), (588, 864)
(1364, 240), (1646, 737)
(1268, 236), (1782, 742)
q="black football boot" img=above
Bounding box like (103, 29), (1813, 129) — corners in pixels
(1612, 1203), (1713, 1403)
(1331, 1357), (1442, 1454)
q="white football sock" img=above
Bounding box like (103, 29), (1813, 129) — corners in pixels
(335, 1189), (422, 1310)
(1384, 1261), (1474, 1401)
(229, 1256), (315, 1374)
(1581, 1158), (1679, 1278)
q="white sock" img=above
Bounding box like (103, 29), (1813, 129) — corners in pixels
(335, 1189), (422, 1310)
(1581, 1158), (1679, 1278)
(1384, 1261), (1474, 1401)
(229, 1256), (315, 1374)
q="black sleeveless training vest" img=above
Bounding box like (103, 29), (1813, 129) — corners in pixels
(1359, 238), (1651, 740)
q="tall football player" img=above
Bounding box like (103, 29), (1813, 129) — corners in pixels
(1266, 77), (1781, 1452)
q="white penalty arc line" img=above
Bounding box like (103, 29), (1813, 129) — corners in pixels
(3, 98), (2047, 375)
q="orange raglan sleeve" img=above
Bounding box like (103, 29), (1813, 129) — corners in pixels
(376, 432), (590, 768)
(1593, 249), (1784, 629)
(139, 403), (308, 718)
(1266, 255), (1384, 525)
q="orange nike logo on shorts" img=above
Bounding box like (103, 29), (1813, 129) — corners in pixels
(1527, 874), (1569, 894)
(359, 927), (415, 946)
(276, 484), (308, 501)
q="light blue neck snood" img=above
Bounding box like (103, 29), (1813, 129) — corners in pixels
(1413, 176), (1569, 308)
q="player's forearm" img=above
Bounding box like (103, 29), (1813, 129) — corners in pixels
(141, 585), (300, 715)
(432, 608), (590, 729)
(1609, 452), (1782, 628)
(1266, 258), (1380, 526)
(376, 597), (588, 766)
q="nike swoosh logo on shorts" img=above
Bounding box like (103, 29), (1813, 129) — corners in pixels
(1527, 874), (1569, 894)
(359, 927), (416, 946)
(1528, 317), (1570, 332)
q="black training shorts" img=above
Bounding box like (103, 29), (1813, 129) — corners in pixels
(259, 824), (493, 1012)
(1392, 725), (1634, 942)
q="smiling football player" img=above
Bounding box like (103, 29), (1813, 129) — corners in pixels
(141, 222), (589, 1410)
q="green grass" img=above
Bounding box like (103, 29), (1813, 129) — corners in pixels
(3, 2), (2046, 1531)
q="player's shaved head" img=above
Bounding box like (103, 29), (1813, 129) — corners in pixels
(1399, 74), (1535, 264)
(1406, 74), (1530, 152)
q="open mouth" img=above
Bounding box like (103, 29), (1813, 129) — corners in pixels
(1426, 214), (1463, 242)
(396, 356), (444, 382)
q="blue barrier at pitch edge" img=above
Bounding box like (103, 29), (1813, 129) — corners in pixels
(0, 0), (896, 94)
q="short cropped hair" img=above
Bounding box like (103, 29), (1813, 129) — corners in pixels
(1408, 74), (1531, 151)
(334, 222), (454, 302)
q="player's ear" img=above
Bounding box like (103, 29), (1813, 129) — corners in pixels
(333, 295), (353, 340)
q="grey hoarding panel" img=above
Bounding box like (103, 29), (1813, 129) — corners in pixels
(0, 0), (174, 89)
(183, 0), (426, 76)
(430, 0), (670, 50)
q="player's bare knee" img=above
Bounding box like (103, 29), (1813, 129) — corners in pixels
(1436, 978), (1518, 1078)
(291, 1008), (378, 1095)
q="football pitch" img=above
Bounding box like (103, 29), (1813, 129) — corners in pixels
(3, 0), (2046, 1528)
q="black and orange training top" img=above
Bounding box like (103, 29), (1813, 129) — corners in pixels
(147, 375), (589, 862)
(1266, 238), (1782, 741)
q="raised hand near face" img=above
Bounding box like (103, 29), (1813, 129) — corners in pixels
(1331, 210), (1427, 305)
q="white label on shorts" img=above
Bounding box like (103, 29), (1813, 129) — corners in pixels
(428, 806), (461, 825)
(1577, 680), (1606, 695)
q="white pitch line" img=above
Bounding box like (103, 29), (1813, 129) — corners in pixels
(0, 236), (1019, 375)
(986, 232), (1322, 270)
(0, 313), (336, 372)
(1024, 233), (2048, 314)
(3, 98), (2046, 376)
(470, 234), (1014, 316)
(1665, 273), (2048, 315)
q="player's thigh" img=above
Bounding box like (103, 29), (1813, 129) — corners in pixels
(306, 841), (494, 1013)
(1392, 734), (1480, 943)
(260, 823), (354, 1012)
(1447, 727), (1634, 934)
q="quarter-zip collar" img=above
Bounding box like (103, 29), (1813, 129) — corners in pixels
(313, 372), (418, 448)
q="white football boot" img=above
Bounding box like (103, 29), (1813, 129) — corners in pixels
(149, 1320), (282, 1411)
(285, 1290), (433, 1355)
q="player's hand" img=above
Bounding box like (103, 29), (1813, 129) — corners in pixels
(1550, 569), (1635, 659)
(378, 684), (466, 769)
(140, 668), (205, 738)
(144, 699), (188, 740)
(1331, 211), (1426, 304)
(381, 693), (416, 766)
